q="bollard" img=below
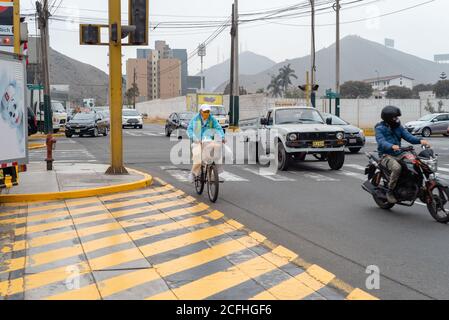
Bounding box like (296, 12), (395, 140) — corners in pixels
(46, 134), (56, 171)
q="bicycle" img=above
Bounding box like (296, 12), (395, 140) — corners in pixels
(192, 140), (223, 203)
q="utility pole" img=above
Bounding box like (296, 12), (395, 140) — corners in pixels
(13, 0), (20, 54)
(229, 0), (239, 129)
(334, 0), (341, 116)
(133, 67), (136, 109)
(229, 3), (235, 123)
(198, 43), (206, 92)
(36, 0), (54, 170)
(106, 0), (127, 175)
(310, 0), (316, 108)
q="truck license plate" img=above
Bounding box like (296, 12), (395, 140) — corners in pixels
(312, 141), (325, 148)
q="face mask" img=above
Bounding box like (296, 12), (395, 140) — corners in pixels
(389, 118), (401, 129)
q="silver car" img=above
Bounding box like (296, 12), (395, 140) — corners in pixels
(405, 113), (449, 137)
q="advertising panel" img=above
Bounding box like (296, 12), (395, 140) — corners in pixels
(0, 52), (28, 165)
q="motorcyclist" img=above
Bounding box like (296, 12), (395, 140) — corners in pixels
(375, 106), (430, 203)
(187, 104), (226, 183)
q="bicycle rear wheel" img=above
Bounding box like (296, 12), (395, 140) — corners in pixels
(195, 167), (205, 195)
(207, 165), (219, 203)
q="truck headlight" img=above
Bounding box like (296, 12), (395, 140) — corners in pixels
(288, 133), (298, 141)
(336, 132), (344, 140)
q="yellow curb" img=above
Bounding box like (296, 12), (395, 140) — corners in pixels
(362, 128), (375, 137)
(0, 168), (153, 204)
(28, 143), (46, 150)
(29, 133), (65, 140)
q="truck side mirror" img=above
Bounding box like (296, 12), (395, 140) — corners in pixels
(326, 117), (332, 125)
(260, 117), (268, 125)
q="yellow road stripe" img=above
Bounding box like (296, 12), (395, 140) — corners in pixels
(250, 264), (335, 300)
(155, 236), (259, 278)
(105, 190), (185, 210)
(346, 288), (378, 300)
(45, 284), (101, 300)
(170, 253), (289, 300)
(111, 196), (197, 219)
(46, 268), (161, 300)
(100, 184), (174, 202)
(88, 247), (147, 271)
(0, 262), (91, 297)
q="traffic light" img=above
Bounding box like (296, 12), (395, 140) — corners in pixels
(80, 24), (101, 45)
(0, 36), (13, 46)
(128, 0), (149, 45)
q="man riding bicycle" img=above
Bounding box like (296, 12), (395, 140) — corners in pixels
(187, 104), (226, 183)
(375, 105), (429, 204)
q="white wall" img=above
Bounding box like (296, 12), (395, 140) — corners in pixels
(135, 94), (449, 129)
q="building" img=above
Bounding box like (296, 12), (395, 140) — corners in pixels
(172, 49), (188, 96)
(126, 58), (151, 101)
(186, 76), (202, 93)
(159, 58), (182, 99)
(155, 41), (173, 59)
(363, 74), (414, 91)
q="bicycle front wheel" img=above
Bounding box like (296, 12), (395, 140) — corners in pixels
(195, 167), (205, 195)
(207, 165), (219, 203)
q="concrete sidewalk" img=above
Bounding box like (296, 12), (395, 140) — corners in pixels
(10, 163), (144, 195)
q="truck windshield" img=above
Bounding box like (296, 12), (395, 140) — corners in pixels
(211, 106), (227, 116)
(276, 109), (324, 125)
(52, 102), (65, 113)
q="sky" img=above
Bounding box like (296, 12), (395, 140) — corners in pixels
(19, 0), (448, 77)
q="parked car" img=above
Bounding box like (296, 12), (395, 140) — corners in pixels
(36, 101), (68, 133)
(27, 106), (38, 136)
(165, 112), (195, 137)
(210, 105), (229, 130)
(122, 109), (143, 129)
(322, 113), (366, 154)
(405, 113), (449, 137)
(65, 112), (109, 137)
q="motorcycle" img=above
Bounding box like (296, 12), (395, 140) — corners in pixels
(362, 145), (449, 223)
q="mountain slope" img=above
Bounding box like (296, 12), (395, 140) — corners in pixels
(217, 35), (449, 94)
(28, 37), (109, 104)
(200, 51), (276, 91)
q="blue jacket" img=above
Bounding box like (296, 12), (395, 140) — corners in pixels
(375, 121), (421, 157)
(187, 114), (225, 142)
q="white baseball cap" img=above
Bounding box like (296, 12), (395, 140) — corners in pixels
(199, 104), (211, 112)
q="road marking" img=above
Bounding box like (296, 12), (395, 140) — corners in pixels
(335, 170), (365, 181)
(142, 132), (159, 137)
(242, 167), (295, 182)
(169, 253), (288, 300)
(219, 171), (249, 182)
(346, 288), (378, 300)
(301, 172), (339, 182)
(344, 164), (366, 171)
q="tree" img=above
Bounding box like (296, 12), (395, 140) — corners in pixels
(223, 83), (248, 95)
(434, 80), (449, 98)
(412, 83), (434, 98)
(340, 81), (373, 99)
(125, 83), (139, 107)
(266, 75), (283, 98)
(284, 87), (305, 99)
(386, 86), (413, 99)
(277, 64), (298, 94)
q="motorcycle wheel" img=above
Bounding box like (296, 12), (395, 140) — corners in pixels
(372, 172), (395, 210)
(427, 186), (449, 224)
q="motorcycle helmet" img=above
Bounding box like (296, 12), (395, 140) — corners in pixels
(381, 105), (402, 128)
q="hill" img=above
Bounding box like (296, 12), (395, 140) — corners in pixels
(28, 37), (109, 105)
(199, 51), (276, 91)
(216, 35), (449, 94)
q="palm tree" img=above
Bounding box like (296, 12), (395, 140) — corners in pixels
(267, 75), (282, 98)
(277, 64), (298, 95)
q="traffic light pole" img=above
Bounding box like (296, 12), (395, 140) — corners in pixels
(13, 0), (20, 54)
(335, 0), (341, 117)
(106, 0), (127, 175)
(230, 0), (240, 129)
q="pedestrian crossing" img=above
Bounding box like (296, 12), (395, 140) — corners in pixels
(124, 131), (165, 137)
(159, 162), (449, 184)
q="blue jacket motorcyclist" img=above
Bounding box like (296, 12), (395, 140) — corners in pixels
(375, 106), (429, 203)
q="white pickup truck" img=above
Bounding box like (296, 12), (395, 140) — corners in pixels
(240, 106), (347, 171)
